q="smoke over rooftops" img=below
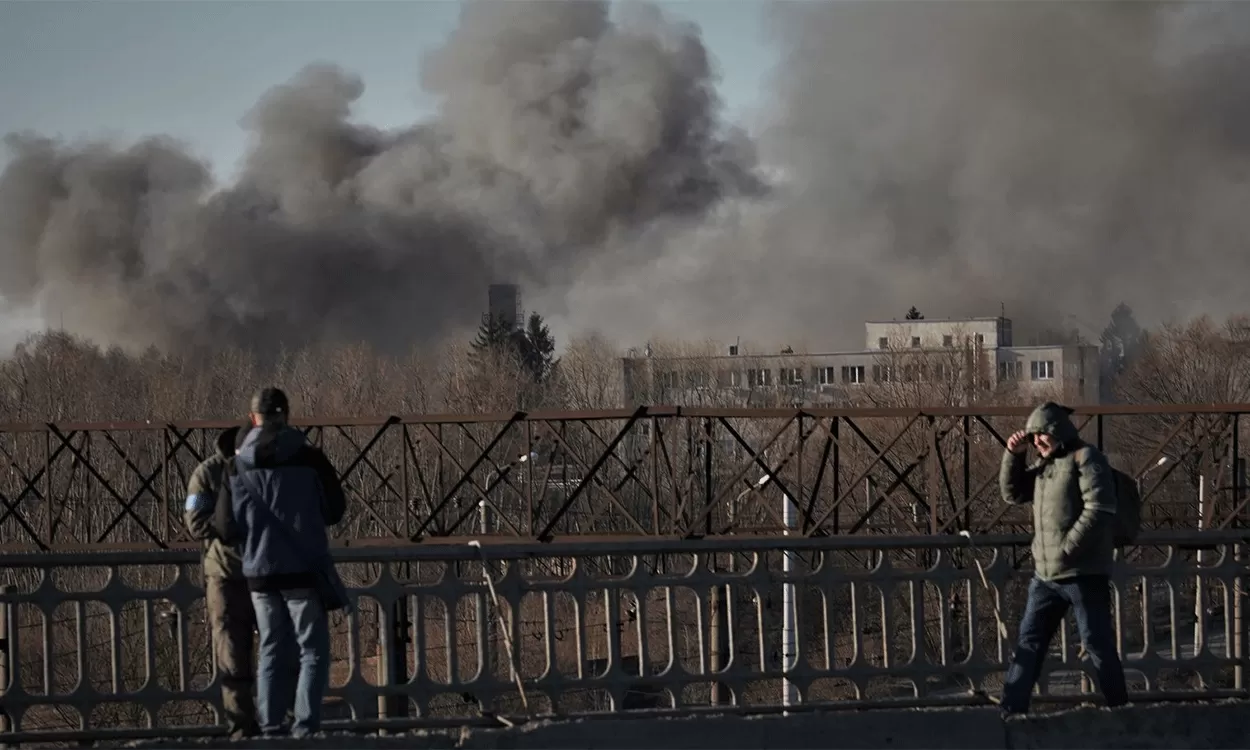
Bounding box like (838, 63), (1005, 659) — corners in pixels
(552, 1), (1250, 348)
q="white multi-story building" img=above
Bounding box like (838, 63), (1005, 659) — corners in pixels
(623, 316), (1100, 406)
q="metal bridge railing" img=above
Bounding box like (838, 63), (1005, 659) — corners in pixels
(0, 404), (1245, 550)
(0, 531), (1246, 745)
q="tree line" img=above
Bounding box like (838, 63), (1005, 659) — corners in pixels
(0, 302), (1245, 423)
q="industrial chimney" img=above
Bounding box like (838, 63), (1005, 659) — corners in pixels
(487, 284), (522, 331)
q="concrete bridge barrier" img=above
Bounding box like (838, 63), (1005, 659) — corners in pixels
(3, 533), (1249, 746)
(128, 700), (1250, 749)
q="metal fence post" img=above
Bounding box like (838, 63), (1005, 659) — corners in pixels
(0, 584), (11, 749)
(375, 594), (410, 730)
(1235, 544), (1245, 694)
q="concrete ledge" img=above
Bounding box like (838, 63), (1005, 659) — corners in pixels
(1005, 701), (1250, 749)
(127, 700), (1250, 749)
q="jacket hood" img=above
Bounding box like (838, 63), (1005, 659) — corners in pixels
(1025, 401), (1080, 445)
(237, 424), (307, 469)
(215, 425), (243, 459)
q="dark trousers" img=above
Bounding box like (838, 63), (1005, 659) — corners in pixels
(251, 588), (330, 738)
(206, 576), (259, 735)
(1000, 574), (1129, 713)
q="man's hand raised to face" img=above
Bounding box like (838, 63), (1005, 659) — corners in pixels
(1006, 430), (1032, 455)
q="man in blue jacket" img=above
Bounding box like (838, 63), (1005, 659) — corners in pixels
(214, 387), (346, 738)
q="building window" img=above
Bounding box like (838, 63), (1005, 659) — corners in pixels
(779, 367), (801, 386)
(975, 333), (985, 347)
(910, 336), (921, 348)
(685, 371), (710, 389)
(878, 337), (889, 349)
(842, 365), (865, 384)
(658, 371), (678, 389)
(873, 365), (894, 383)
(942, 335), (953, 348)
(817, 366), (837, 385)
(729, 371), (743, 387)
(998, 361), (1023, 381)
(903, 364), (918, 382)
(932, 363), (947, 382)
(747, 368), (772, 387)
(1030, 360), (1055, 380)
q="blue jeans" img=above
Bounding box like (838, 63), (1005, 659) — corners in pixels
(251, 588), (330, 737)
(1000, 574), (1128, 713)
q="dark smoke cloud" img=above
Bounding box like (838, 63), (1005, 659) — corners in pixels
(0, 1), (758, 354)
(559, 1), (1250, 350)
(7, 1), (1250, 357)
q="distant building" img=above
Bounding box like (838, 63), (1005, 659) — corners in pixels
(622, 316), (1100, 406)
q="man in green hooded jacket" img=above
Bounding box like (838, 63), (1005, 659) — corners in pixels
(997, 401), (1128, 715)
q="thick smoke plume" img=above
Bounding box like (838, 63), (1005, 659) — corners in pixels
(5, 1), (1250, 356)
(0, 1), (758, 354)
(561, 1), (1250, 349)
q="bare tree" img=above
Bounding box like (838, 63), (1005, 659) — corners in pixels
(558, 333), (626, 410)
(864, 324), (992, 409)
(1109, 315), (1250, 526)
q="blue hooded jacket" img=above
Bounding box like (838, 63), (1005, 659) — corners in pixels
(213, 423), (346, 590)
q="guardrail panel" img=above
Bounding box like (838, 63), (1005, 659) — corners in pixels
(0, 532), (1246, 744)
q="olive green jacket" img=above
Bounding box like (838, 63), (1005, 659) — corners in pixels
(1000, 402), (1118, 581)
(183, 426), (245, 580)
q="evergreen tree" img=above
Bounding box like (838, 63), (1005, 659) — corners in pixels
(1099, 302), (1144, 402)
(520, 311), (558, 383)
(905, 306), (924, 320)
(471, 313), (520, 356)
(469, 310), (559, 384)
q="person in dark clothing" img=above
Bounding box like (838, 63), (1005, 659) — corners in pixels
(183, 425), (259, 740)
(998, 401), (1128, 716)
(213, 387), (346, 738)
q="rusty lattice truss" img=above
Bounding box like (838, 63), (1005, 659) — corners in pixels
(0, 405), (1245, 551)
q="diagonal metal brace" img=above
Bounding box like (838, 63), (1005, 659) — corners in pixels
(536, 407), (646, 542)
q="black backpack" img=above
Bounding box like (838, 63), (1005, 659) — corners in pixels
(1111, 466), (1142, 546)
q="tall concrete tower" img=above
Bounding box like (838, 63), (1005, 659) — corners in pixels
(487, 283), (522, 331)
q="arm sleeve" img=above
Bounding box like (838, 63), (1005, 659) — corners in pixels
(182, 463), (217, 541)
(1061, 447), (1118, 558)
(999, 450), (1037, 505)
(212, 463), (241, 545)
(305, 447), (347, 526)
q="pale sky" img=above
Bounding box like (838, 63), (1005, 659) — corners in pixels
(0, 0), (775, 183)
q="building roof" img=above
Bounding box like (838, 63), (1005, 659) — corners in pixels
(863, 316), (1006, 325)
(623, 342), (1095, 363)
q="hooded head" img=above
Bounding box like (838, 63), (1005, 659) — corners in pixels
(236, 419), (307, 469)
(1024, 401), (1081, 455)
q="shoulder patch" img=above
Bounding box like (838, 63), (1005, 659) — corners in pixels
(185, 493), (212, 513)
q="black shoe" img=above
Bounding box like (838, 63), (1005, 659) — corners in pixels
(228, 724), (260, 741)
